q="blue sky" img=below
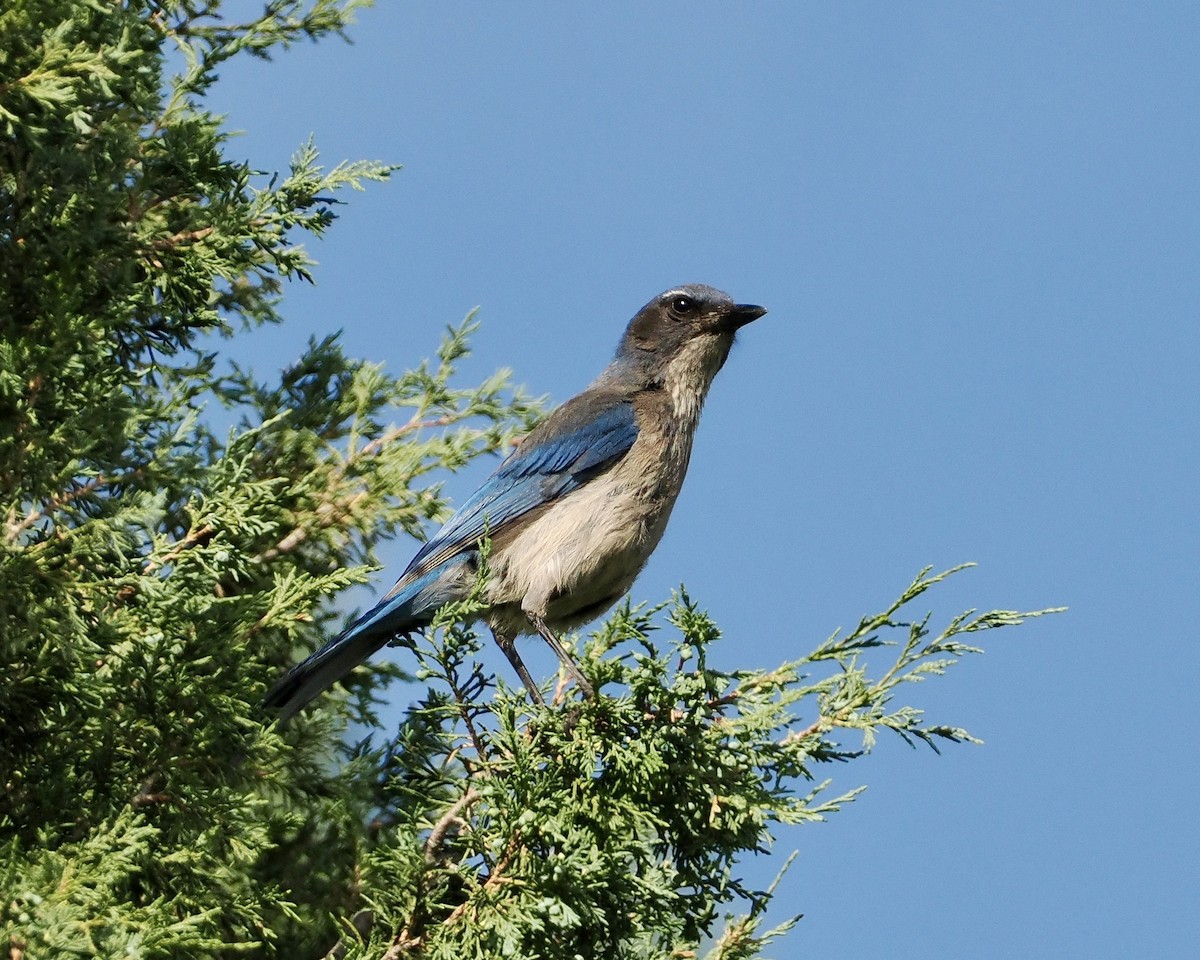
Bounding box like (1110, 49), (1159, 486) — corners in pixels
(207, 4), (1198, 956)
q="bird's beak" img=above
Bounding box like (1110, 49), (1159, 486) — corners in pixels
(726, 303), (767, 330)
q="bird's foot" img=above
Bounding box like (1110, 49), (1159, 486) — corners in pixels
(527, 613), (596, 701)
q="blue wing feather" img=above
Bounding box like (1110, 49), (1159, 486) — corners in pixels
(394, 396), (638, 587)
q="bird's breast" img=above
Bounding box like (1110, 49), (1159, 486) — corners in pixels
(487, 418), (699, 630)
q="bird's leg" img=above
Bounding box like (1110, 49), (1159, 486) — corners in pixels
(490, 627), (545, 705)
(526, 613), (596, 700)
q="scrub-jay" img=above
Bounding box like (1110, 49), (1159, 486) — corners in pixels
(265, 284), (766, 718)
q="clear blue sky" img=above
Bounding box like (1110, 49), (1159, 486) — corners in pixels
(207, 4), (1198, 956)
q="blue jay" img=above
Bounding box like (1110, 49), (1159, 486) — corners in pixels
(265, 285), (766, 718)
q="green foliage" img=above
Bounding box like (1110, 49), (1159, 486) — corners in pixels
(3, 813), (230, 958)
(330, 568), (1056, 959)
(0, 2), (1061, 958)
(1, 1), (536, 955)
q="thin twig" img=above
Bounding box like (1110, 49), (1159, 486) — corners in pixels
(5, 473), (116, 543)
(359, 414), (457, 457)
(424, 789), (480, 864)
(443, 834), (521, 926)
(252, 490), (368, 563)
(151, 225), (215, 248)
(143, 523), (215, 574)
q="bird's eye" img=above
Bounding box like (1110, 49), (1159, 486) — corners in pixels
(671, 296), (696, 316)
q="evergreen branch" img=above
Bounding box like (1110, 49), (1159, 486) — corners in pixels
(424, 789), (480, 865)
(329, 567), (1059, 956)
(4, 472), (125, 543)
(150, 225), (216, 249)
(358, 414), (459, 457)
(142, 522), (216, 574)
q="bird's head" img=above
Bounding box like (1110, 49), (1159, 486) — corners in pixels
(609, 285), (767, 394)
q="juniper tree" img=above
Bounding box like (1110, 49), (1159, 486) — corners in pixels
(0, 3), (1058, 958)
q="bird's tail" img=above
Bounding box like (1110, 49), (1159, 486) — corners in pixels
(262, 620), (402, 722)
(263, 558), (472, 721)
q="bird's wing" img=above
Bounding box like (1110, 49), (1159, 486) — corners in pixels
(388, 394), (639, 593)
(265, 395), (638, 719)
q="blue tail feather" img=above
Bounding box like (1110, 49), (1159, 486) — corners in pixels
(263, 556), (474, 720)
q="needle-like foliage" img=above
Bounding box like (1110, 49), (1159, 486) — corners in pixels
(339, 570), (1058, 959)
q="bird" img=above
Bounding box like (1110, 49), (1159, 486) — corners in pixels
(264, 284), (766, 719)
